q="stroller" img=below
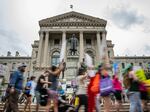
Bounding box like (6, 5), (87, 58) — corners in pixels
(39, 88), (49, 106)
(50, 94), (75, 112)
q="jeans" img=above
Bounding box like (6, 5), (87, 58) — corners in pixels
(129, 92), (143, 112)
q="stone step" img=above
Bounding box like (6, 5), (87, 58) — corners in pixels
(0, 103), (150, 112)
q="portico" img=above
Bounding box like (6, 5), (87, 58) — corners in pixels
(33, 11), (113, 80)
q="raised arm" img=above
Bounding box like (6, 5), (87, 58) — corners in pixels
(40, 78), (51, 84)
(49, 62), (64, 76)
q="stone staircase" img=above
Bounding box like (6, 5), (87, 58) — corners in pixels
(0, 103), (150, 112)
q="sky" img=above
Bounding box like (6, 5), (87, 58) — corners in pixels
(0, 0), (150, 56)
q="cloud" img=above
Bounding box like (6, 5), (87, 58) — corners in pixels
(123, 48), (133, 56)
(144, 45), (150, 54)
(106, 5), (145, 29)
(0, 28), (29, 56)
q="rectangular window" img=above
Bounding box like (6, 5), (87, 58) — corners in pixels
(108, 51), (111, 58)
(12, 63), (16, 70)
(35, 51), (38, 58)
(122, 63), (125, 68)
(54, 39), (60, 45)
(139, 62), (142, 67)
(131, 63), (134, 66)
(86, 39), (91, 45)
(3, 63), (7, 65)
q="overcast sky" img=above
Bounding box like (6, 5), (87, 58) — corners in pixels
(0, 0), (150, 56)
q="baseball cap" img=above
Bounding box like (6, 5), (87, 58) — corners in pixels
(18, 63), (27, 68)
(122, 64), (132, 75)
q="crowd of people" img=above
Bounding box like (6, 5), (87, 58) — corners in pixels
(2, 59), (150, 112)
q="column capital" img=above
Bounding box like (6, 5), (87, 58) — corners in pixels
(102, 30), (107, 35)
(62, 30), (66, 33)
(39, 31), (44, 35)
(45, 31), (49, 34)
(79, 31), (83, 34)
(97, 31), (100, 33)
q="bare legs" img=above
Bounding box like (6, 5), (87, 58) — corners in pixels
(103, 96), (112, 112)
(24, 96), (32, 112)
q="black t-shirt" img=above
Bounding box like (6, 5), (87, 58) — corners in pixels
(48, 73), (58, 91)
(129, 80), (139, 92)
(36, 75), (45, 91)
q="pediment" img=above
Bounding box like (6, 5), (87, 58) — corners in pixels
(57, 17), (89, 23)
(39, 11), (107, 27)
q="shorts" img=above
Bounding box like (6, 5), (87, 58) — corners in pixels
(47, 90), (58, 100)
(25, 93), (32, 97)
(140, 91), (148, 100)
(114, 90), (122, 101)
(35, 91), (40, 103)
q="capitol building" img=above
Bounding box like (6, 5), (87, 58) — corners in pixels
(0, 11), (150, 82)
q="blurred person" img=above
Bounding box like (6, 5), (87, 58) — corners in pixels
(95, 94), (101, 112)
(46, 62), (65, 112)
(5, 63), (27, 112)
(75, 67), (88, 112)
(24, 76), (36, 112)
(87, 66), (100, 112)
(35, 71), (52, 112)
(123, 64), (143, 112)
(112, 75), (123, 112)
(99, 65), (112, 112)
(139, 82), (149, 112)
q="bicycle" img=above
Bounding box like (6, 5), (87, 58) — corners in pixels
(18, 92), (27, 104)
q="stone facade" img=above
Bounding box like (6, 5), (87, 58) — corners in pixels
(0, 11), (150, 82)
(31, 11), (113, 80)
(0, 51), (31, 83)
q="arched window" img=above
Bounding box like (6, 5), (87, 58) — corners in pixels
(51, 51), (60, 66)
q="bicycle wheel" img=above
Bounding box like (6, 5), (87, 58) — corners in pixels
(18, 94), (26, 104)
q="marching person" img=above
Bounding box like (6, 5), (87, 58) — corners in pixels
(5, 63), (27, 112)
(112, 75), (123, 112)
(87, 66), (100, 112)
(46, 62), (65, 112)
(99, 65), (112, 112)
(24, 76), (36, 112)
(139, 82), (149, 112)
(75, 67), (88, 112)
(35, 71), (52, 112)
(123, 64), (143, 112)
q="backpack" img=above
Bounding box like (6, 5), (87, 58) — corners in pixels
(100, 76), (114, 96)
(39, 88), (48, 106)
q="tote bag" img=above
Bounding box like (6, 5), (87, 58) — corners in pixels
(100, 77), (114, 96)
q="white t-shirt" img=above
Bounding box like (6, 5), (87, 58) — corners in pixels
(76, 75), (87, 95)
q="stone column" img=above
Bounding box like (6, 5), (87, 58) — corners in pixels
(60, 31), (66, 61)
(96, 31), (101, 62)
(37, 31), (44, 67)
(61, 31), (66, 79)
(79, 31), (84, 63)
(43, 31), (49, 67)
(102, 31), (109, 65)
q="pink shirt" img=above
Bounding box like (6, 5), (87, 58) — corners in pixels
(112, 78), (122, 91)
